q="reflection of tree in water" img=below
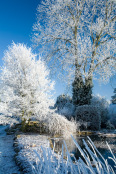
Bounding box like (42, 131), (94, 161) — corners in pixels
(51, 136), (84, 159)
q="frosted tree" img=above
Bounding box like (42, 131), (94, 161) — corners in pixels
(0, 43), (54, 122)
(111, 88), (116, 104)
(33, 0), (116, 105)
(0, 42), (77, 136)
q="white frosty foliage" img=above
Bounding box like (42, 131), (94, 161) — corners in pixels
(91, 94), (110, 109)
(31, 110), (77, 138)
(47, 112), (77, 138)
(91, 94), (110, 126)
(0, 43), (77, 136)
(0, 43), (54, 120)
(33, 136), (116, 174)
(33, 0), (116, 84)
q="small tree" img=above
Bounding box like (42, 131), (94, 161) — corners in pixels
(111, 88), (116, 104)
(0, 43), (54, 122)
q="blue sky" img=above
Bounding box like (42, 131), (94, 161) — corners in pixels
(0, 0), (115, 101)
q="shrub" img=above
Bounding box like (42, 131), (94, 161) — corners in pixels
(91, 95), (110, 128)
(58, 102), (75, 120)
(32, 111), (77, 138)
(108, 104), (116, 128)
(75, 105), (101, 130)
(106, 120), (115, 130)
(54, 94), (75, 120)
(54, 94), (72, 110)
(48, 112), (77, 138)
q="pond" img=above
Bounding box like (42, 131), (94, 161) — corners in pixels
(50, 133), (116, 170)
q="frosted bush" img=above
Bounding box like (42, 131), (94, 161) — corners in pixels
(106, 120), (115, 130)
(0, 102), (8, 115)
(54, 94), (75, 120)
(59, 102), (75, 120)
(75, 105), (101, 130)
(34, 111), (77, 138)
(54, 94), (72, 110)
(108, 104), (116, 128)
(47, 112), (77, 138)
(91, 95), (110, 128)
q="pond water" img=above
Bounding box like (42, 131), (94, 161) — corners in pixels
(50, 133), (116, 170)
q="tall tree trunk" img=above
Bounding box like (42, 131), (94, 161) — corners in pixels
(72, 22), (93, 106)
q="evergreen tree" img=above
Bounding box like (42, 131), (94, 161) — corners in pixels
(84, 77), (93, 105)
(72, 75), (84, 106)
(72, 76), (93, 106)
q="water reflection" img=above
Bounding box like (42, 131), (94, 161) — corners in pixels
(50, 134), (116, 169)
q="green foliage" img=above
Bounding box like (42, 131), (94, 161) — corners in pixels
(72, 76), (93, 106)
(75, 105), (101, 130)
(21, 119), (48, 133)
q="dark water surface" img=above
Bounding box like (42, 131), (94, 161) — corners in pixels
(51, 133), (116, 170)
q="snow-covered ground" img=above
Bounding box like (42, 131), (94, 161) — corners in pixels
(0, 125), (20, 174)
(15, 134), (50, 173)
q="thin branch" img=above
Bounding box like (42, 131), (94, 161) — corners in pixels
(94, 56), (116, 71)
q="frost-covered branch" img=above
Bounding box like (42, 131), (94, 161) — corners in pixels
(0, 43), (54, 120)
(33, 0), (116, 84)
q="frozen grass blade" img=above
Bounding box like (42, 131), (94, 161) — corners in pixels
(32, 135), (116, 174)
(71, 135), (95, 174)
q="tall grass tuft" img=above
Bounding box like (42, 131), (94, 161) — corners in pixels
(31, 136), (116, 174)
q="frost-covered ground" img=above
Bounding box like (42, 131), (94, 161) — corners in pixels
(0, 125), (20, 174)
(15, 134), (50, 173)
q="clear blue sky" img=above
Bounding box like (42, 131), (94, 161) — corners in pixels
(0, 0), (115, 101)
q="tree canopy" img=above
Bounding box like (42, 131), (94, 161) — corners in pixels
(0, 43), (54, 120)
(33, 0), (116, 85)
